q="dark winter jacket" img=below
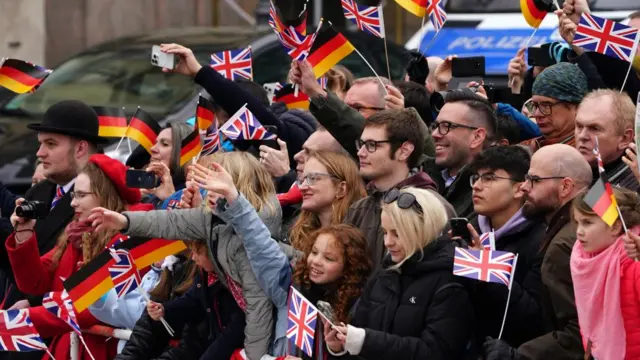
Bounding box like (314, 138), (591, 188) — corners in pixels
(116, 259), (196, 360)
(596, 156), (640, 193)
(442, 165), (476, 223)
(345, 171), (456, 268)
(159, 271), (246, 360)
(193, 67), (316, 167)
(347, 238), (475, 360)
(569, 51), (639, 104)
(471, 214), (546, 348)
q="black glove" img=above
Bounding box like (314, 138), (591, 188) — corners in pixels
(406, 50), (429, 86)
(483, 337), (521, 360)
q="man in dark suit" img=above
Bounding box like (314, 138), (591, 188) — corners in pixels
(1, 100), (107, 310)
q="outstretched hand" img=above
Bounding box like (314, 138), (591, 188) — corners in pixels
(88, 207), (129, 234)
(191, 163), (239, 203)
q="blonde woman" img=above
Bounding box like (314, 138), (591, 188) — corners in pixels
(90, 152), (283, 360)
(323, 187), (474, 360)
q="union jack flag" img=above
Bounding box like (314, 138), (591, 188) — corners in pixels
(426, 0), (448, 32)
(108, 249), (142, 298)
(318, 77), (327, 89)
(283, 28), (319, 61)
(479, 231), (495, 251)
(42, 290), (80, 334)
(209, 47), (253, 80)
(453, 248), (516, 288)
(341, 0), (385, 38)
(0, 310), (47, 352)
(574, 13), (640, 62)
(219, 104), (276, 141)
(287, 287), (318, 357)
(201, 123), (221, 156)
(268, 1), (307, 35)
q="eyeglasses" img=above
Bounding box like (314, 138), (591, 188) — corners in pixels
(300, 172), (339, 186)
(356, 139), (394, 153)
(470, 173), (520, 187)
(524, 174), (566, 189)
(383, 188), (423, 213)
(70, 191), (94, 200)
(430, 121), (478, 136)
(524, 101), (562, 116)
(349, 103), (385, 113)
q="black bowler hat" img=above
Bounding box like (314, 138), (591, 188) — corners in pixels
(27, 100), (108, 144)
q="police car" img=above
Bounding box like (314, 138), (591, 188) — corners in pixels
(405, 0), (636, 77)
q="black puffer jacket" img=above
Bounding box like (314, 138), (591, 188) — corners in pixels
(348, 238), (475, 360)
(116, 259), (196, 360)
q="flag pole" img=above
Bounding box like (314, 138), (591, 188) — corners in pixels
(137, 288), (175, 336)
(115, 107), (137, 153)
(498, 254), (519, 340)
(78, 334), (97, 360)
(380, 6), (391, 80)
(421, 28), (442, 55)
(352, 46), (389, 94)
(509, 27), (539, 88)
(620, 37), (639, 93)
(45, 349), (57, 360)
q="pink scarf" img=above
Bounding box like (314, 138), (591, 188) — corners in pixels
(571, 236), (628, 360)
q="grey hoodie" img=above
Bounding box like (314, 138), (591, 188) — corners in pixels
(123, 197), (282, 360)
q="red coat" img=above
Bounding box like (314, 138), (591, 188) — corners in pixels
(5, 204), (153, 360)
(620, 256), (640, 359)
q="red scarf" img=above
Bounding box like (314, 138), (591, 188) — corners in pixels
(65, 219), (95, 249)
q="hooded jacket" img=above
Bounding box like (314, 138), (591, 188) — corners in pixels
(472, 210), (546, 348)
(344, 171), (456, 267)
(348, 238), (474, 360)
(122, 196), (282, 360)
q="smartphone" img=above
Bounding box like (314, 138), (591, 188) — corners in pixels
(450, 217), (472, 245)
(126, 169), (161, 189)
(527, 47), (555, 67)
(317, 301), (338, 325)
(452, 56), (486, 78)
(150, 45), (176, 69)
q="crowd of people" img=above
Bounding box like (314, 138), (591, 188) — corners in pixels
(0, 1), (640, 359)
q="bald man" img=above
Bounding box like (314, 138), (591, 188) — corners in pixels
(484, 144), (591, 360)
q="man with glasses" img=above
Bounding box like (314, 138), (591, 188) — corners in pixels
(575, 89), (639, 192)
(346, 108), (455, 266)
(520, 62), (588, 153)
(484, 144), (592, 360)
(431, 91), (496, 222)
(467, 146), (546, 349)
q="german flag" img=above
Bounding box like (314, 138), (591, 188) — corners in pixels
(0, 59), (50, 94)
(521, 0), (547, 28)
(63, 237), (187, 312)
(274, 84), (310, 110)
(95, 107), (128, 138)
(584, 177), (619, 227)
(196, 96), (216, 131)
(125, 108), (161, 153)
(307, 24), (355, 79)
(395, 0), (427, 17)
(179, 124), (202, 166)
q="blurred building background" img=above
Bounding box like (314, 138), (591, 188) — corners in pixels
(0, 0), (423, 67)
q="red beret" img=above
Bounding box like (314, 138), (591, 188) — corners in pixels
(88, 154), (141, 204)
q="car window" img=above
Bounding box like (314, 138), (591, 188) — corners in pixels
(3, 50), (196, 116)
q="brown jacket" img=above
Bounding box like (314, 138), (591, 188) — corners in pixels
(520, 134), (576, 154)
(518, 202), (584, 360)
(344, 171), (456, 268)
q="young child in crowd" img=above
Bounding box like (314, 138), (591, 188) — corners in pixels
(571, 186), (640, 360)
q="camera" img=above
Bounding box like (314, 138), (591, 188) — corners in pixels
(16, 201), (49, 220)
(126, 169), (161, 189)
(151, 53), (159, 66)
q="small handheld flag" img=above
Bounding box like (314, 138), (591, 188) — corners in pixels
(108, 249), (143, 298)
(210, 47), (253, 80)
(94, 107), (128, 138)
(201, 123), (221, 156)
(341, 0), (385, 38)
(125, 108), (161, 153)
(287, 287), (318, 358)
(479, 231), (496, 251)
(179, 124), (202, 166)
(574, 13), (640, 63)
(453, 248), (516, 287)
(395, 0), (427, 17)
(0, 59), (51, 94)
(0, 309), (47, 352)
(196, 96), (216, 131)
(520, 0), (548, 29)
(42, 291), (81, 334)
(219, 104), (277, 141)
(426, 0), (448, 32)
(273, 84), (310, 110)
(584, 137), (620, 227)
(307, 23), (356, 79)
